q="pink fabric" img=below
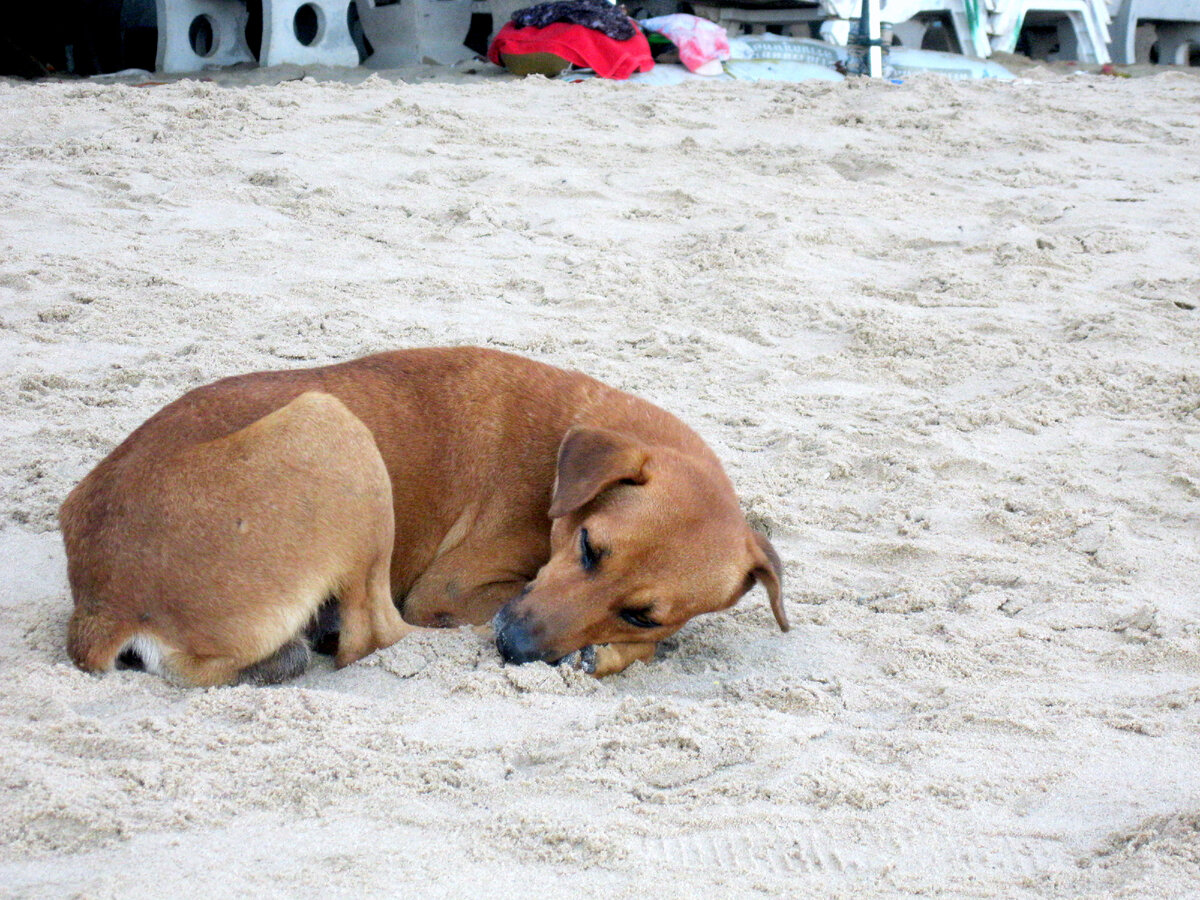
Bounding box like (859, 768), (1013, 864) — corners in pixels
(639, 14), (730, 73)
(489, 21), (655, 80)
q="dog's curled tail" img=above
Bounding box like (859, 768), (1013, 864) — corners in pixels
(68, 601), (313, 686)
(67, 605), (164, 677)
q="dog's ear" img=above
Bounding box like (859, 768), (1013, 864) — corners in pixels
(549, 426), (648, 518)
(747, 530), (788, 632)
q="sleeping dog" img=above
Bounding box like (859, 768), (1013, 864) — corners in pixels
(62, 346), (787, 685)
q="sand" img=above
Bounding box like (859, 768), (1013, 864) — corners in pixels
(0, 60), (1198, 897)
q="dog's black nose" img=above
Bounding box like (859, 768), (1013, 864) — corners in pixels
(493, 606), (548, 665)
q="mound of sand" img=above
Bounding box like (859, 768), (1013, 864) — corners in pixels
(1, 63), (1197, 896)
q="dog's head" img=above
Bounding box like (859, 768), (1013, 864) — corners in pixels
(493, 425), (787, 667)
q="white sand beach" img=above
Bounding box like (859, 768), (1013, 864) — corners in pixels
(0, 61), (1198, 897)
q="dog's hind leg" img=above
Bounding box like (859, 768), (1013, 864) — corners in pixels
(334, 553), (423, 669)
(167, 652), (246, 687)
(237, 637), (312, 685)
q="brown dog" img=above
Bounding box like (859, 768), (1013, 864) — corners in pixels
(61, 346), (787, 685)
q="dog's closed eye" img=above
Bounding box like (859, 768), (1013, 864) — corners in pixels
(580, 528), (603, 572)
(619, 607), (659, 629)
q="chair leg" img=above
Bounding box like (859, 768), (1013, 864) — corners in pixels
(260, 0), (360, 67)
(1153, 22), (1200, 66)
(155, 0), (255, 72)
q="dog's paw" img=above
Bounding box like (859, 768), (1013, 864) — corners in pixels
(558, 644), (598, 675)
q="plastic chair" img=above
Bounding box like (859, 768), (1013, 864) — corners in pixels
(989, 0), (1111, 62)
(355, 0), (475, 66)
(1107, 0), (1200, 63)
(154, 0), (256, 72)
(260, 0), (361, 66)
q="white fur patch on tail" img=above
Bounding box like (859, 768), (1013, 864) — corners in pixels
(118, 634), (165, 676)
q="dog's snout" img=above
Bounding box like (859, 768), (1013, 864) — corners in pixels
(493, 605), (550, 665)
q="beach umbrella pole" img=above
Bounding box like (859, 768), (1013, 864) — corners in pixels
(853, 0), (884, 77)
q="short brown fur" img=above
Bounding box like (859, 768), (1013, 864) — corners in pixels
(61, 347), (785, 684)
(62, 392), (413, 685)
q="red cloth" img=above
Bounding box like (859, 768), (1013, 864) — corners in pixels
(489, 21), (654, 80)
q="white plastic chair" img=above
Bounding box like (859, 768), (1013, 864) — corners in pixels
(355, 0), (475, 66)
(258, 0), (361, 65)
(882, 0), (993, 56)
(1107, 0), (1200, 63)
(989, 0), (1111, 62)
(688, 1), (830, 37)
(154, 0), (256, 72)
(1154, 21), (1200, 60)
(690, 0), (992, 58)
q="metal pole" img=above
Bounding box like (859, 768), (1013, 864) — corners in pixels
(862, 0), (883, 77)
